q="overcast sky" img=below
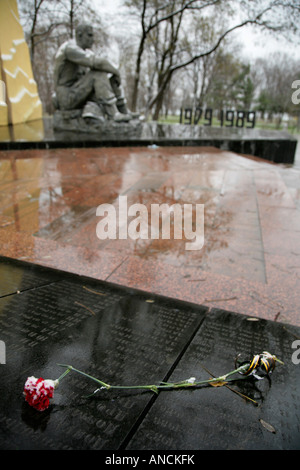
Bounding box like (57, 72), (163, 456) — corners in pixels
(235, 26), (299, 62)
(93, 0), (299, 63)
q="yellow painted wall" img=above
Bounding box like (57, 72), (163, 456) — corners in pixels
(0, 60), (9, 126)
(0, 0), (43, 126)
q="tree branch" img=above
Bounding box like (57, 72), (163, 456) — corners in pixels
(146, 6), (274, 112)
(147, 0), (219, 34)
(31, 22), (68, 39)
(169, 17), (268, 74)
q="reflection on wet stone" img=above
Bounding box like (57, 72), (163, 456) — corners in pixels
(0, 118), (297, 165)
(0, 145), (300, 324)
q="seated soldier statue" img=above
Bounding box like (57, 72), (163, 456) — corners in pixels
(53, 23), (133, 123)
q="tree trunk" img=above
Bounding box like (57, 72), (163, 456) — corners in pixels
(130, 35), (146, 112)
(152, 91), (164, 120)
(149, 70), (172, 119)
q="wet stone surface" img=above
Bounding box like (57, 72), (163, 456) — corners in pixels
(0, 257), (62, 297)
(0, 257), (299, 450)
(128, 309), (300, 450)
(0, 257), (207, 450)
(0, 145), (300, 325)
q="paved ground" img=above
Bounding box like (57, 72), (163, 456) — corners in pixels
(0, 144), (299, 326)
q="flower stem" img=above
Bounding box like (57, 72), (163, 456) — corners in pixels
(56, 367), (72, 383)
(57, 364), (111, 389)
(156, 364), (249, 390)
(58, 363), (250, 394)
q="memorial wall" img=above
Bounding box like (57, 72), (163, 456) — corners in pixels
(0, 0), (43, 127)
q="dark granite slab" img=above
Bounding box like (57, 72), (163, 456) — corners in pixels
(0, 118), (297, 164)
(0, 257), (62, 297)
(0, 256), (299, 450)
(0, 256), (207, 450)
(127, 309), (300, 450)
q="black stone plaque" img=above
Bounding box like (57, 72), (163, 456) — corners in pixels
(127, 308), (300, 450)
(1, 258), (299, 450)
(0, 257), (207, 450)
(0, 257), (62, 297)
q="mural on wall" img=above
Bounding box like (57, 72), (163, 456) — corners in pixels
(0, 0), (43, 127)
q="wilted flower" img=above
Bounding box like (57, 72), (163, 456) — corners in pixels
(23, 352), (283, 411)
(236, 351), (278, 380)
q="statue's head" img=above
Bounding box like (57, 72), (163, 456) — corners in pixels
(75, 24), (94, 50)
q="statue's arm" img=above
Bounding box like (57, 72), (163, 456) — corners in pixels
(65, 43), (95, 68)
(65, 43), (121, 82)
(92, 57), (120, 80)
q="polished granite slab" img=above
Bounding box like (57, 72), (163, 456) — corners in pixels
(0, 257), (207, 450)
(128, 308), (300, 450)
(0, 257), (299, 450)
(0, 117), (297, 164)
(0, 256), (62, 297)
(0, 145), (300, 327)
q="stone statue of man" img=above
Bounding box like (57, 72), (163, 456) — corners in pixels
(53, 23), (132, 122)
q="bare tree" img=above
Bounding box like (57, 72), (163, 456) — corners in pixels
(18, 0), (103, 57)
(125, 0), (300, 119)
(254, 52), (300, 126)
(18, 0), (67, 60)
(125, 0), (219, 112)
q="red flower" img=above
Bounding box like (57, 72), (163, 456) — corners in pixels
(24, 376), (58, 411)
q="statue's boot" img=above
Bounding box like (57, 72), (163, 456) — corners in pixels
(103, 101), (132, 122)
(82, 101), (105, 122)
(114, 112), (132, 122)
(82, 100), (132, 123)
(116, 97), (140, 119)
(109, 77), (140, 119)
